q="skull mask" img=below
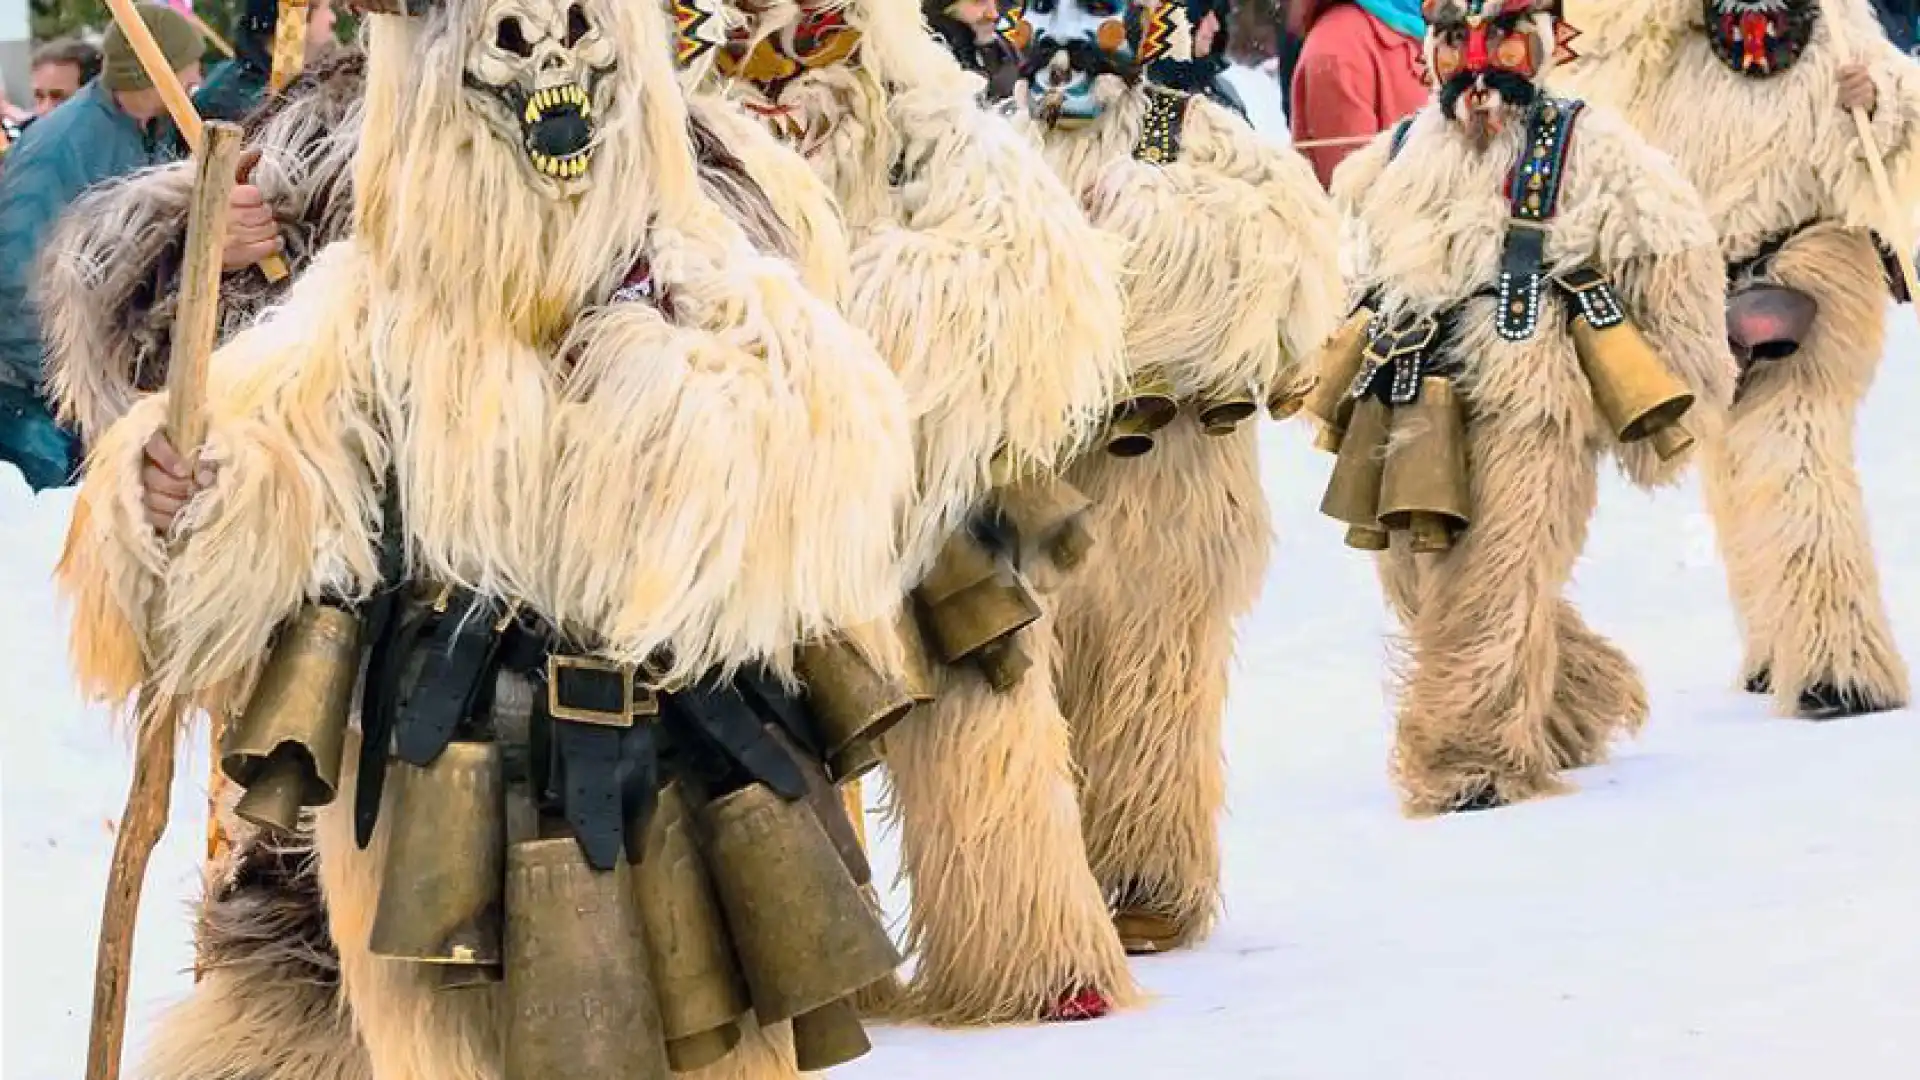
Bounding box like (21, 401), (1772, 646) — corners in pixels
(465, 0), (619, 194)
(1004, 0), (1189, 128)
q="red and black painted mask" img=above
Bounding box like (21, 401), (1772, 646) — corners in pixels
(1704, 0), (1818, 78)
(1422, 0), (1577, 140)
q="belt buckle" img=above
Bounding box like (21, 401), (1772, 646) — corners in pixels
(547, 654), (655, 727)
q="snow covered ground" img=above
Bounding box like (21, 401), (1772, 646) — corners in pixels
(8, 69), (1920, 1080)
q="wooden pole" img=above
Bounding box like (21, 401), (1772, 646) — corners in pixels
(101, 0), (289, 284)
(269, 0), (313, 93)
(1822, 2), (1920, 327)
(1291, 134), (1376, 151)
(83, 120), (245, 1080)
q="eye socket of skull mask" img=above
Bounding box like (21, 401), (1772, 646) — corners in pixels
(464, 0), (619, 191)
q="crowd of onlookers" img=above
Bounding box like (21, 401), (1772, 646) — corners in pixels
(0, 36), (103, 145)
(1, 0), (1916, 493)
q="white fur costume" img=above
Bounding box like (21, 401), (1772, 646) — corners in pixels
(1556, 0), (1916, 718)
(692, 0), (1139, 1024)
(1323, 1), (1734, 814)
(59, 3), (914, 1079)
(1004, 0), (1341, 949)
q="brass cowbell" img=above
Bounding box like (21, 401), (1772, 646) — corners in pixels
(697, 783), (902, 1026)
(1195, 382), (1261, 436)
(1318, 395), (1392, 552)
(1304, 305), (1376, 453)
(1105, 375), (1180, 457)
(503, 838), (669, 1080)
(1570, 307), (1695, 462)
(796, 615), (920, 785)
(632, 782), (750, 1074)
(1375, 376), (1473, 554)
(913, 531), (1042, 691)
(790, 997), (873, 1072)
(220, 603), (361, 833)
(366, 740), (506, 974)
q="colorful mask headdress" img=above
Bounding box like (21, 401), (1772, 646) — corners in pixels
(1003, 0), (1192, 126)
(997, 0), (1191, 70)
(1419, 0), (1579, 89)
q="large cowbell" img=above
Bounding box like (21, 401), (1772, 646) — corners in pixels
(367, 741), (507, 975)
(220, 603), (361, 833)
(698, 783), (902, 1030)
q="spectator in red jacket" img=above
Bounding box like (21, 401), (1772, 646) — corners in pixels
(1288, 0), (1428, 188)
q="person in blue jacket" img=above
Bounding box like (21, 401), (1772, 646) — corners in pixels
(0, 1), (288, 491)
(1873, 0), (1919, 55)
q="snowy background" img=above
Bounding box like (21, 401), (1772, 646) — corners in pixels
(6, 65), (1919, 1080)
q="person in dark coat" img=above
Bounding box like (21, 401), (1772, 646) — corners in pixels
(1873, 0), (1918, 54)
(924, 0), (1022, 100)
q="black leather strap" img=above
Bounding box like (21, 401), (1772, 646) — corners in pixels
(1496, 97), (1582, 342)
(392, 591), (513, 767)
(353, 476), (408, 850)
(667, 676), (808, 800)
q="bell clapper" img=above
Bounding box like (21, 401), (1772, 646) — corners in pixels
(231, 749), (309, 833)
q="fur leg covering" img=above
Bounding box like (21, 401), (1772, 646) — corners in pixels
(1377, 553), (1641, 776)
(1053, 422), (1269, 948)
(137, 830), (370, 1080)
(882, 612), (1139, 1024)
(1383, 416), (1638, 815)
(1704, 224), (1910, 716)
(1545, 600), (1648, 770)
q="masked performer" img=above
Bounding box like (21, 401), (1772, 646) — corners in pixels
(60, 2), (921, 1080)
(696, 0), (1137, 1024)
(1001, 0), (1340, 951)
(1309, 0), (1735, 815)
(1556, 0), (1916, 720)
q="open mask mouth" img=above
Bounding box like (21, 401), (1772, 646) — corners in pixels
(521, 82), (595, 179)
(1021, 42), (1128, 126)
(1437, 69), (1536, 143)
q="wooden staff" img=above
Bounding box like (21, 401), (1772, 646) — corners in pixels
(83, 120), (245, 1080)
(102, 0), (289, 284)
(1291, 133), (1376, 150)
(269, 0), (313, 93)
(1823, 1), (1920, 327)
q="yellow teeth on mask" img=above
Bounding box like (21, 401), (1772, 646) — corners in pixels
(524, 83), (593, 125)
(528, 148), (591, 179)
(522, 83), (594, 180)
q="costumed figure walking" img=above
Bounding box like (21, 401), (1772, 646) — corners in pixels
(43, 9), (896, 1079)
(1556, 0), (1918, 719)
(1308, 0), (1735, 814)
(59, 4), (922, 1080)
(1000, 0), (1341, 952)
(691, 0), (1140, 1025)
